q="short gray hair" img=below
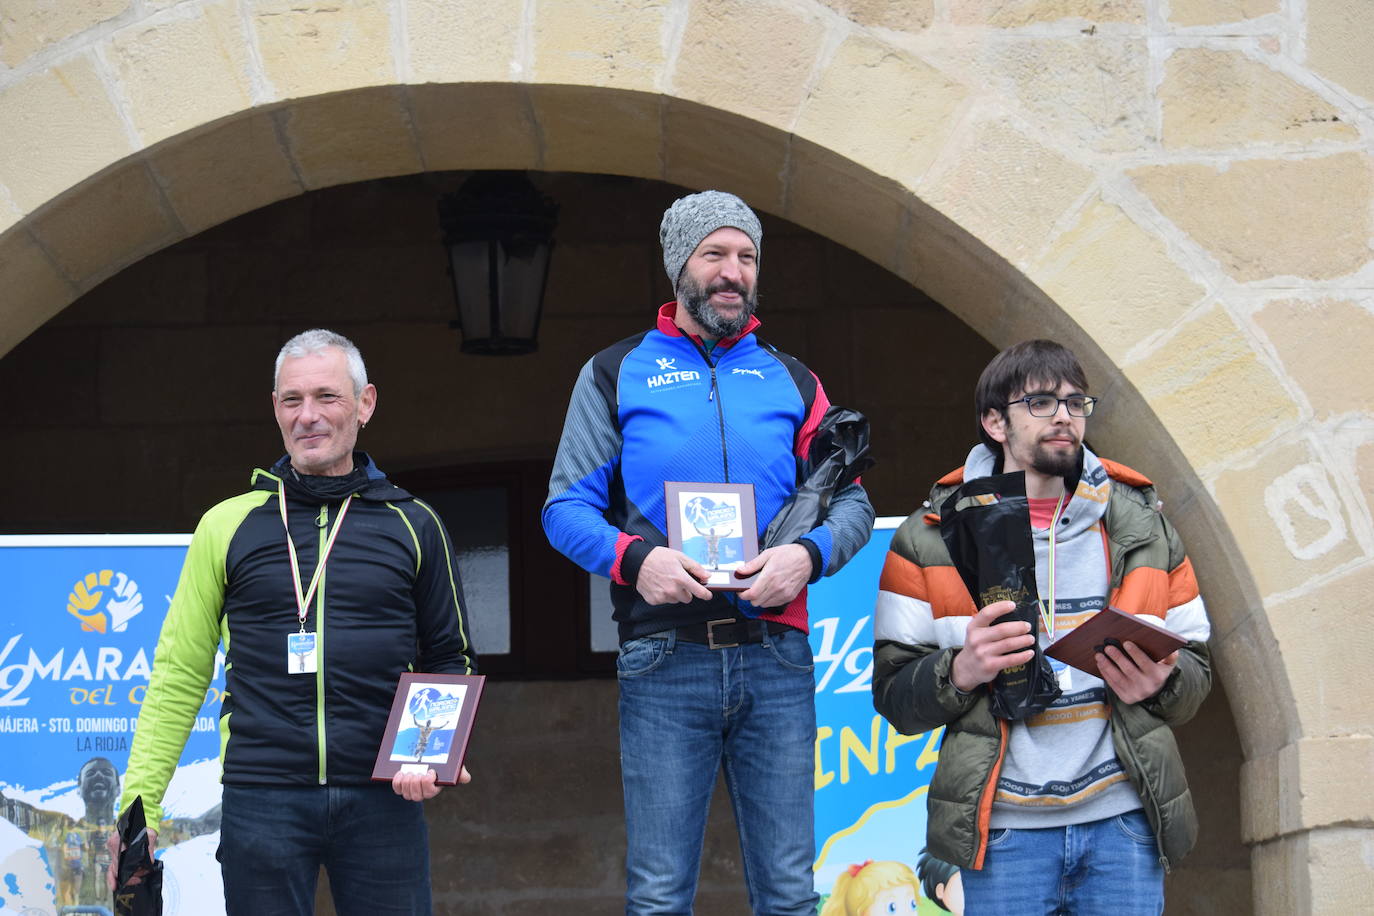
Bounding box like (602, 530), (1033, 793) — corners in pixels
(274, 329), (368, 395)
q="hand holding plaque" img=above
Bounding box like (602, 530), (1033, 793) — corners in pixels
(664, 482), (759, 591)
(372, 673), (484, 787)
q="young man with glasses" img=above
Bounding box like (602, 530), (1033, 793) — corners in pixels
(872, 339), (1212, 914)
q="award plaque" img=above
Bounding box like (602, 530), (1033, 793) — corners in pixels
(664, 481), (759, 591)
(1045, 607), (1188, 679)
(371, 672), (484, 786)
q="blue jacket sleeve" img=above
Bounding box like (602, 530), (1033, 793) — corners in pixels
(543, 359), (632, 579)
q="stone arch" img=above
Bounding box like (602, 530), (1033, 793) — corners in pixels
(3, 2), (1371, 910)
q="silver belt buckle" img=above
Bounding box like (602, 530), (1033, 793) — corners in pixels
(706, 618), (738, 650)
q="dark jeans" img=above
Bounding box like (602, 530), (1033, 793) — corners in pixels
(218, 783), (431, 916)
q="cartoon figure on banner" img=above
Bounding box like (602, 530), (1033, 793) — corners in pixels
(390, 685), (464, 764)
(820, 859), (923, 916)
(916, 848), (963, 915)
(683, 495), (741, 570)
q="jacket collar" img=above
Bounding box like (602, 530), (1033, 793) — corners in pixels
(655, 302), (761, 350)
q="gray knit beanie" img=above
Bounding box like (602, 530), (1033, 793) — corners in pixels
(659, 190), (763, 286)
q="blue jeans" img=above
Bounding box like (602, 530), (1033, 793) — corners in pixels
(617, 627), (819, 916)
(218, 783), (431, 916)
(961, 809), (1165, 915)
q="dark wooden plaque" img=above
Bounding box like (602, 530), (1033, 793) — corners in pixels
(664, 481), (759, 591)
(371, 672), (484, 785)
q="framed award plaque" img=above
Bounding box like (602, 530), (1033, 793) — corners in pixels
(371, 672), (485, 785)
(664, 481), (759, 591)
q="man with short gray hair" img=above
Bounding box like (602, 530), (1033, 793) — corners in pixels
(544, 191), (874, 914)
(110, 328), (476, 915)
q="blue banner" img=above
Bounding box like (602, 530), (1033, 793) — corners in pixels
(0, 536), (223, 916)
(809, 523), (959, 915)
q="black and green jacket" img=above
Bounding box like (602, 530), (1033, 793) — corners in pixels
(123, 455), (476, 823)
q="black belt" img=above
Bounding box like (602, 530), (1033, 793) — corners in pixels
(675, 617), (792, 649)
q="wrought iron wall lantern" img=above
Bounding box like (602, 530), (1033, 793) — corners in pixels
(438, 172), (559, 355)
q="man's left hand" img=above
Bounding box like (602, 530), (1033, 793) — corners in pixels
(1097, 642), (1177, 704)
(736, 543), (813, 609)
(391, 765), (471, 802)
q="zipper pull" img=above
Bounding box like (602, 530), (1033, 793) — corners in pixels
(709, 367), (717, 400)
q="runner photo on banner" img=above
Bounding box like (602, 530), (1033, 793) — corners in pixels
(0, 536), (225, 916)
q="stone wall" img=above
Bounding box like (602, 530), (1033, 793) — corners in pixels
(2, 0), (1371, 911)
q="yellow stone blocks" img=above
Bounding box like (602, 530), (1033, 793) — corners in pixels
(820, 0), (934, 32)
(1161, 49), (1356, 149)
(0, 186), (20, 234)
(27, 163), (180, 285)
(1253, 299), (1374, 419)
(1131, 153), (1374, 283)
(1032, 198), (1204, 362)
(0, 54), (134, 213)
(1264, 564), (1374, 738)
(410, 83), (540, 172)
(1168, 0), (1278, 26)
(969, 38), (1154, 154)
(793, 33), (967, 189)
(1210, 440), (1362, 600)
(1127, 306), (1298, 470)
(785, 140), (907, 278)
(0, 229), (77, 358)
(405, 0), (522, 84)
(663, 98), (789, 216)
(1242, 734), (1374, 846)
(673, 0), (826, 130)
(250, 0), (395, 99)
(148, 111), (302, 236)
(949, 0), (1143, 27)
(533, 86), (662, 179)
(533, 0), (667, 91)
(277, 88), (423, 190)
(1306, 0), (1374, 103)
(0, 0), (130, 68)
(920, 118), (1093, 269)
(106, 0), (255, 147)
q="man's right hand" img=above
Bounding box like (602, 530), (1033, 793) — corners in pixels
(635, 547), (712, 605)
(950, 600), (1036, 693)
(105, 827), (158, 891)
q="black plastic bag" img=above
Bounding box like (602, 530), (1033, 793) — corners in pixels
(113, 795), (162, 916)
(762, 406), (874, 550)
(939, 472), (1061, 720)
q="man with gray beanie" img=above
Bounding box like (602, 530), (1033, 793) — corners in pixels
(544, 191), (874, 914)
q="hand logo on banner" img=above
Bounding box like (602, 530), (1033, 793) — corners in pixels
(66, 570), (145, 634)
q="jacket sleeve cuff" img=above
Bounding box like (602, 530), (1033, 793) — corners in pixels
(795, 537), (823, 584)
(614, 536), (653, 586)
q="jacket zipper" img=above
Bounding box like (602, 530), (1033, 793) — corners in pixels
(315, 503), (328, 785)
(689, 337), (730, 482)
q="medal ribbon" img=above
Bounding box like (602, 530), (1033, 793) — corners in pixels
(1037, 491), (1068, 641)
(278, 481), (354, 632)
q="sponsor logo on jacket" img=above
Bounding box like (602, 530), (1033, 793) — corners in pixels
(646, 357), (702, 389)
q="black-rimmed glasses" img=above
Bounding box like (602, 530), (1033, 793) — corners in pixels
(1007, 394), (1099, 418)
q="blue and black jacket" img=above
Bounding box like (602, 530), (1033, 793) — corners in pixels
(543, 304), (874, 642)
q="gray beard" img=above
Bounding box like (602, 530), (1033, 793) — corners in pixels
(678, 274), (758, 339)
